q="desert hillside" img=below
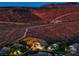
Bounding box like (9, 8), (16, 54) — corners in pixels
(0, 3), (79, 46)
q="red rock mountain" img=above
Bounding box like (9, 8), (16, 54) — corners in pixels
(0, 3), (79, 46)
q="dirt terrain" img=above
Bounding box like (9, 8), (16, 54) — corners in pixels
(0, 3), (79, 46)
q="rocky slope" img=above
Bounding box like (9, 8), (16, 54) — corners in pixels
(0, 3), (79, 46)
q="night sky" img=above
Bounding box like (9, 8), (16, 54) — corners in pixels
(0, 2), (65, 7)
